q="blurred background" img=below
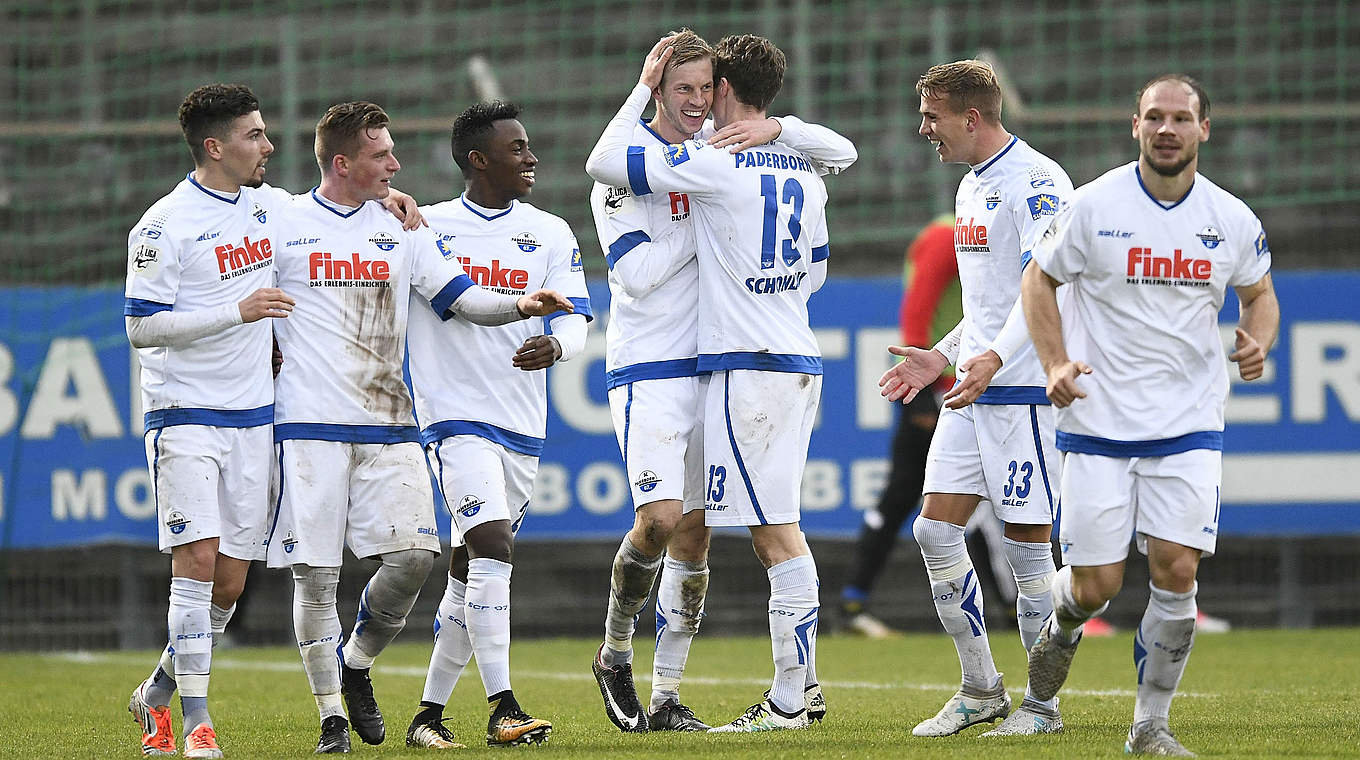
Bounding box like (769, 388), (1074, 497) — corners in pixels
(1, 0), (1356, 650)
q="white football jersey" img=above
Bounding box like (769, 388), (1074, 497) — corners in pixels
(271, 191), (473, 442)
(125, 174), (291, 429)
(1032, 162), (1273, 454)
(590, 120), (702, 389)
(609, 134), (830, 373)
(953, 136), (1073, 400)
(408, 195), (592, 454)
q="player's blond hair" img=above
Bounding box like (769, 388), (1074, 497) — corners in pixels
(314, 101), (391, 171)
(661, 28), (714, 86)
(915, 60), (1003, 124)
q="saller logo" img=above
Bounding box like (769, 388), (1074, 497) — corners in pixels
(1127, 247), (1212, 282)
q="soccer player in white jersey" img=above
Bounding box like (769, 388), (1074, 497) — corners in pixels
(402, 101), (591, 749)
(588, 28), (856, 734)
(1020, 74), (1278, 757)
(264, 101), (572, 754)
(589, 34), (848, 733)
(123, 83), (292, 760)
(877, 60), (1074, 737)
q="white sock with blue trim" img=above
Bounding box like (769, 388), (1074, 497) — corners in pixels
(915, 516), (999, 693)
(1134, 582), (1197, 724)
(766, 554), (818, 716)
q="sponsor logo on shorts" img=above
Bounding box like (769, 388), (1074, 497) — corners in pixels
(282, 532), (298, 553)
(1059, 541), (1072, 553)
(458, 494), (484, 518)
(512, 232), (540, 253)
(165, 510), (189, 535)
(634, 470), (661, 493)
(416, 527), (437, 536)
(704, 503), (727, 512)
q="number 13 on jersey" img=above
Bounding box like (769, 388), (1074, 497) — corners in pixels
(760, 174), (804, 270)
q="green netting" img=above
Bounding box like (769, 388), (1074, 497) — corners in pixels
(1, 0), (1357, 283)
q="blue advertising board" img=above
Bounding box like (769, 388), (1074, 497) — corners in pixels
(0, 273), (1356, 549)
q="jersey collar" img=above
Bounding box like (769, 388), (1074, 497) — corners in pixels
(638, 118), (675, 146)
(187, 172), (240, 205)
(460, 194), (515, 221)
(1134, 163), (1195, 210)
(310, 188), (364, 218)
(971, 135), (1019, 176)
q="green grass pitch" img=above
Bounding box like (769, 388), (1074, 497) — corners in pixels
(2, 629), (1357, 758)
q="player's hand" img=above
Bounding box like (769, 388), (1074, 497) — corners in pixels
(879, 345), (949, 404)
(640, 35), (677, 89)
(1045, 360), (1092, 408)
(516, 289), (574, 318)
(272, 335), (284, 378)
(1228, 327), (1267, 381)
(944, 350), (1002, 409)
(512, 335), (562, 371)
(238, 287), (294, 323)
(708, 117), (782, 153)
(383, 188), (427, 230)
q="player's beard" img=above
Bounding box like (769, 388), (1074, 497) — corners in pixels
(1143, 145), (1197, 177)
(243, 177), (265, 188)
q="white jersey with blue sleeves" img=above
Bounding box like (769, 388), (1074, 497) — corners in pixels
(954, 136), (1072, 401)
(1032, 162), (1272, 455)
(588, 85), (832, 374)
(125, 175), (291, 430)
(271, 191), (474, 443)
(408, 195), (592, 455)
(590, 119), (702, 389)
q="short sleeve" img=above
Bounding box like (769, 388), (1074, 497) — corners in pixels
(124, 216), (181, 314)
(1030, 197), (1086, 284)
(543, 222), (593, 324)
(1228, 217), (1272, 287)
(408, 225), (476, 313)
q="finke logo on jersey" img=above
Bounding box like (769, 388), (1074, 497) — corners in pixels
(669, 192), (691, 221)
(1028, 167), (1055, 187)
(604, 185), (631, 215)
(634, 470), (661, 493)
(458, 494), (484, 518)
(662, 143), (691, 167)
(984, 190), (1002, 210)
(215, 236), (273, 279)
(954, 217), (989, 253)
(1254, 229), (1269, 257)
(369, 232), (398, 251)
(570, 248), (584, 272)
(252, 203), (267, 223)
(456, 256), (530, 291)
(1126, 247), (1212, 287)
(1196, 226), (1223, 249)
(165, 510), (189, 535)
(1026, 193), (1059, 219)
(512, 232), (540, 253)
(308, 251), (391, 285)
(435, 234), (457, 259)
(131, 243), (160, 273)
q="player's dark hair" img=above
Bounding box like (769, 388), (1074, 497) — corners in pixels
(450, 100), (523, 173)
(915, 60), (1003, 124)
(1136, 74), (1211, 121)
(660, 28), (714, 89)
(713, 34), (785, 112)
(178, 84), (261, 165)
(314, 101), (390, 171)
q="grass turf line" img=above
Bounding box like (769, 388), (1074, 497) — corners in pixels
(2, 629), (1357, 759)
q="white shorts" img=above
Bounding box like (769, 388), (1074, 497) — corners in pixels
(1058, 449), (1222, 566)
(425, 435), (538, 548)
(145, 424), (272, 560)
(265, 439), (440, 568)
(608, 376), (705, 514)
(702, 370), (820, 527)
(923, 402), (1059, 526)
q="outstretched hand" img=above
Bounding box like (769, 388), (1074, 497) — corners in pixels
(879, 345), (949, 404)
(516, 289), (574, 318)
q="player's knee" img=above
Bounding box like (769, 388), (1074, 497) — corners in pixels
(668, 520), (710, 562)
(382, 549), (435, 592)
(631, 503), (682, 554)
(211, 574), (246, 607)
(291, 565), (340, 605)
(464, 521), (513, 564)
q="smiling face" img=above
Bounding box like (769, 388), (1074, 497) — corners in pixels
(1134, 80), (1209, 178)
(343, 126), (401, 202)
(216, 111), (274, 188)
(479, 118), (537, 203)
(918, 93), (973, 165)
(652, 57), (714, 142)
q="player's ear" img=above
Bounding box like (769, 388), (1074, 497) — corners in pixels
(1199, 118), (1210, 142)
(331, 153), (348, 177)
(468, 149), (489, 171)
(203, 136), (222, 161)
